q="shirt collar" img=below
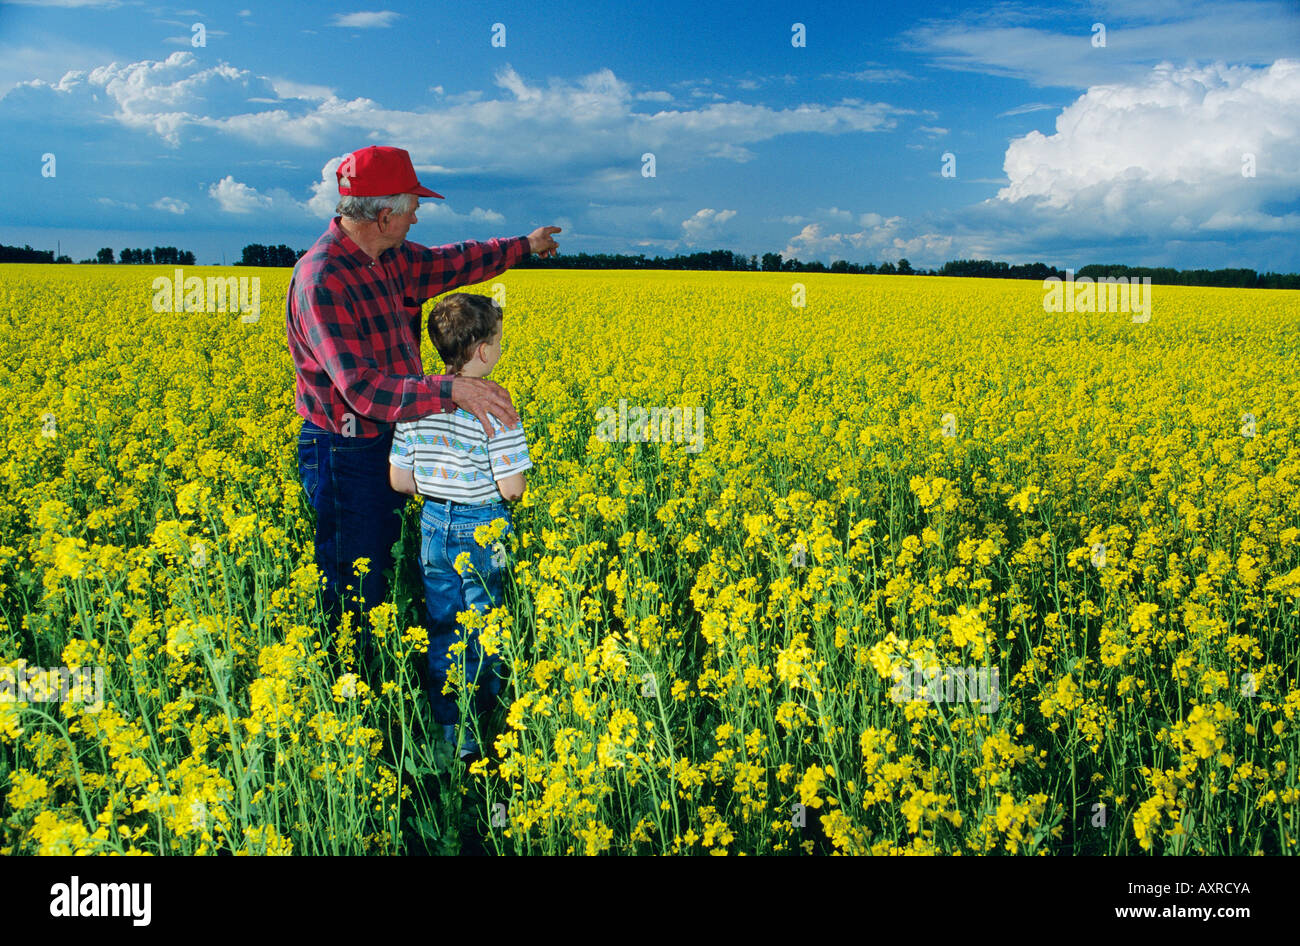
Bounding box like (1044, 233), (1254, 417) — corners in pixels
(329, 215), (399, 266)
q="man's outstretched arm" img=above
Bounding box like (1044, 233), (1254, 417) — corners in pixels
(403, 226), (562, 302)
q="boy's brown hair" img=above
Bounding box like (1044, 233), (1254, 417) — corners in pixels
(427, 293), (502, 373)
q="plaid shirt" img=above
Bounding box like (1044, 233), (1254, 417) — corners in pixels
(286, 216), (531, 437)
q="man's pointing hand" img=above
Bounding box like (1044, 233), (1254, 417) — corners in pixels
(527, 226), (562, 259)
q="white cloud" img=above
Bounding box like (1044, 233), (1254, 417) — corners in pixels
(269, 77), (334, 101)
(0, 38), (112, 98)
(330, 11), (401, 28)
(781, 216), (954, 264)
(5, 55), (904, 176)
(996, 59), (1300, 235)
(998, 102), (1060, 118)
(825, 66), (914, 84)
(75, 52), (261, 145)
(152, 197), (190, 214)
(681, 208), (737, 243)
(208, 175), (273, 213)
(96, 197), (139, 210)
(904, 1), (1300, 89)
(305, 156), (348, 217)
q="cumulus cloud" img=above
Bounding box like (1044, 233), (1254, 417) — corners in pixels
(996, 59), (1300, 233)
(681, 208), (737, 243)
(270, 78), (334, 101)
(152, 197), (190, 214)
(778, 59), (1300, 270)
(7, 53), (903, 180)
(73, 52), (265, 145)
(781, 216), (954, 264)
(208, 175), (273, 214)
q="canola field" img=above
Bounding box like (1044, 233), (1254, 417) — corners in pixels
(1, 263), (1298, 855)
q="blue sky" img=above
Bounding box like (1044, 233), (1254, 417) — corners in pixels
(1, 0), (1297, 270)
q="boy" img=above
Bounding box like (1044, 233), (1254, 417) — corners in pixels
(388, 292), (531, 761)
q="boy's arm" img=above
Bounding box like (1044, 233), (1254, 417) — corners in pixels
(486, 411), (532, 502)
(390, 463), (418, 496)
(496, 470), (526, 502)
(389, 423), (419, 495)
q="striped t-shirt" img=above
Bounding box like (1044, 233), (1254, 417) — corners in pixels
(390, 408), (532, 504)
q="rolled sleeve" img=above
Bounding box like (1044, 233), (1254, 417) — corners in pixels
(402, 235), (532, 304)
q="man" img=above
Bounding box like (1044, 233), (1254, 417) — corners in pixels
(286, 144), (559, 665)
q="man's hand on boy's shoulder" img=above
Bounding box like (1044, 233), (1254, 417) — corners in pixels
(449, 376), (519, 439)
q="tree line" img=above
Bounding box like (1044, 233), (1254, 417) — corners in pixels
(3, 241), (1298, 288)
(518, 250), (1300, 288)
(0, 244), (198, 265)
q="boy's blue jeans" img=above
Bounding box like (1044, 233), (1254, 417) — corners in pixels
(295, 418), (405, 665)
(419, 497), (512, 728)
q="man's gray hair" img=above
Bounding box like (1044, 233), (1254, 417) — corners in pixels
(336, 193), (416, 221)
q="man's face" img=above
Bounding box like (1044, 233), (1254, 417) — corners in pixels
(377, 197), (419, 249)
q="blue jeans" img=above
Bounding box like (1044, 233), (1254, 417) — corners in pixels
(296, 418), (405, 665)
(419, 497), (512, 727)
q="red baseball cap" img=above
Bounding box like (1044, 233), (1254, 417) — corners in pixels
(336, 146), (444, 199)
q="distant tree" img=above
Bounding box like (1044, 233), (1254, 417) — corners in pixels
(97, 247), (115, 264)
(878, 261), (897, 275)
(897, 258), (914, 275)
(761, 252), (782, 272)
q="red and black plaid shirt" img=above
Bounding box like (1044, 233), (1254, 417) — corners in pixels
(286, 216), (531, 437)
